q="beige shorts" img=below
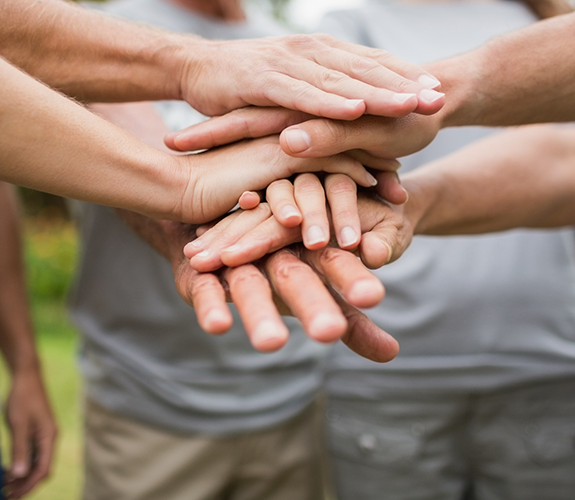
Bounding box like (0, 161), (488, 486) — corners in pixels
(83, 398), (330, 500)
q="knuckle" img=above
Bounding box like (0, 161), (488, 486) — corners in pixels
(326, 175), (356, 197)
(318, 246), (348, 267)
(318, 69), (348, 88)
(284, 33), (316, 49)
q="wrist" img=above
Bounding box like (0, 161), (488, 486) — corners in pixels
(401, 170), (443, 235)
(424, 47), (487, 129)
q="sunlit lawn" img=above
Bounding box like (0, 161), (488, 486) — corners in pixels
(1, 219), (83, 499)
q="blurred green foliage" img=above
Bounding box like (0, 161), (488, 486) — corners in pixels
(24, 219), (78, 303)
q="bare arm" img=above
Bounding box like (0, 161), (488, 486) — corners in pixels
(404, 125), (575, 235)
(0, 0), (443, 119)
(0, 183), (57, 499)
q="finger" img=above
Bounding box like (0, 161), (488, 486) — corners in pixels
(224, 265), (289, 352)
(165, 107), (311, 152)
(238, 191), (262, 210)
(335, 295), (399, 363)
(250, 73), (368, 120)
(189, 272), (233, 334)
(266, 179), (301, 227)
(294, 174), (330, 250)
(279, 114), (435, 159)
(359, 231), (393, 270)
(316, 34), (441, 84)
(347, 152), (401, 172)
(302, 246), (384, 309)
(264, 250), (347, 343)
(190, 204), (273, 272)
(324, 174), (361, 249)
(374, 171), (409, 205)
(184, 212), (243, 258)
(13, 421), (57, 499)
(195, 221), (217, 237)
(220, 217), (301, 268)
(8, 416), (31, 481)
(311, 154), (377, 189)
(286, 58), (419, 117)
(299, 44), (444, 116)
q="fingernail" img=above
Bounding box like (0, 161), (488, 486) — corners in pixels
(400, 185), (409, 203)
(365, 171), (378, 187)
(251, 320), (288, 350)
(349, 279), (384, 306)
(189, 239), (204, 249)
(392, 93), (417, 104)
(418, 74), (441, 89)
(203, 309), (230, 332)
(306, 225), (326, 246)
(283, 128), (311, 153)
(223, 243), (242, 254)
(309, 312), (346, 342)
(11, 463), (27, 477)
(281, 205), (300, 222)
(196, 250), (211, 259)
(419, 89), (445, 104)
(340, 227), (358, 247)
(346, 99), (364, 109)
(382, 240), (393, 264)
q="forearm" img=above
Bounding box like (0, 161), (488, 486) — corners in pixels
(0, 183), (41, 375)
(0, 58), (186, 219)
(404, 125), (575, 235)
(0, 0), (197, 102)
(430, 12), (575, 128)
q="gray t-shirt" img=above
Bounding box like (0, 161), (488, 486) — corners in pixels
(69, 0), (329, 435)
(322, 0), (575, 398)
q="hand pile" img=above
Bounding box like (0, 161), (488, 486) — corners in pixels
(163, 79), (446, 361)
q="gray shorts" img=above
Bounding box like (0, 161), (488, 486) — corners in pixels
(325, 377), (575, 500)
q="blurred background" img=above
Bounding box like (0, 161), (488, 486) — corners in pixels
(0, 1), (365, 498)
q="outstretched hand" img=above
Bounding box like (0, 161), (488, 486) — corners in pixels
(179, 33), (444, 119)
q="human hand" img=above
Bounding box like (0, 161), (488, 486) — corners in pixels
(163, 221), (396, 361)
(239, 171), (406, 251)
(186, 181), (416, 272)
(165, 106), (443, 164)
(3, 368), (57, 499)
(178, 33), (444, 120)
(175, 135), (378, 224)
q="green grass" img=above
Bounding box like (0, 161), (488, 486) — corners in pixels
(1, 219), (82, 499)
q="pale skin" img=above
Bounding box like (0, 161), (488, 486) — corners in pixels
(169, 11), (575, 160)
(1, 58), (385, 225)
(189, 125), (575, 271)
(89, 99), (396, 360)
(0, 183), (58, 500)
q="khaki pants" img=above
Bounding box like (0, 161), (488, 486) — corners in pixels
(83, 399), (327, 500)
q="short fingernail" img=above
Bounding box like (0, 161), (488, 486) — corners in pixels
(11, 463), (28, 477)
(196, 250), (211, 259)
(223, 243), (242, 254)
(251, 320), (288, 350)
(392, 93), (417, 104)
(365, 171), (378, 187)
(189, 239), (204, 249)
(346, 99), (364, 110)
(419, 89), (445, 104)
(283, 128), (311, 153)
(418, 74), (442, 89)
(203, 309), (231, 333)
(309, 312), (346, 342)
(306, 225), (326, 246)
(281, 205), (300, 222)
(349, 279), (385, 306)
(340, 227), (358, 247)
(382, 240), (393, 264)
